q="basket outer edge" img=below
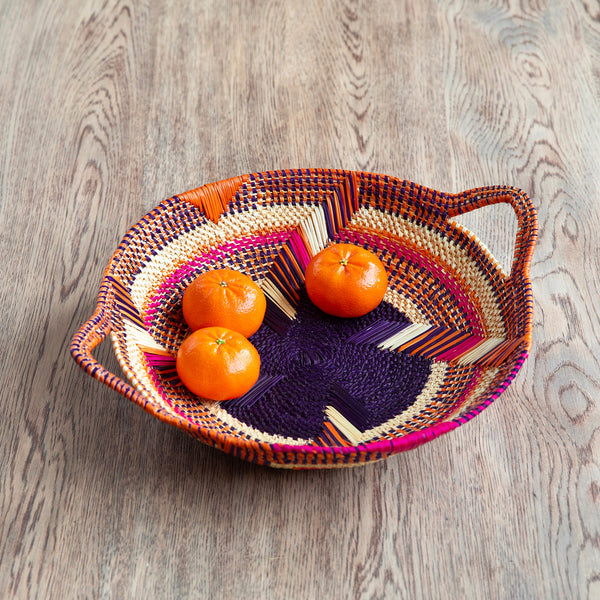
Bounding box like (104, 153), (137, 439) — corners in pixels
(70, 170), (538, 467)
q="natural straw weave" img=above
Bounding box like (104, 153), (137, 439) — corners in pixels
(70, 169), (537, 468)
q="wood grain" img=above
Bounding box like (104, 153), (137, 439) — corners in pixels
(1, 0), (599, 598)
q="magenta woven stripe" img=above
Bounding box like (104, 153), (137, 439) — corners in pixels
(144, 230), (292, 331)
(337, 228), (485, 335)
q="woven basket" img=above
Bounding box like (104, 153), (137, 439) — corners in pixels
(70, 169), (537, 468)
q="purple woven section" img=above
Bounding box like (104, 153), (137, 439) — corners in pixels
(224, 290), (432, 440)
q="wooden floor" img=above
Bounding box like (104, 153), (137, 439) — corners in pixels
(1, 1), (599, 598)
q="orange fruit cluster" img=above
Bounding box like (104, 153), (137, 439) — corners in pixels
(176, 244), (387, 402)
(177, 269), (265, 401)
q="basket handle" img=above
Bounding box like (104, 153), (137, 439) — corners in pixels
(70, 288), (146, 405)
(446, 186), (538, 284)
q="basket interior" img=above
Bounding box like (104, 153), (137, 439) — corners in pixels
(105, 170), (529, 451)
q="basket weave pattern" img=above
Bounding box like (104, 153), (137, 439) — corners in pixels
(71, 169), (537, 468)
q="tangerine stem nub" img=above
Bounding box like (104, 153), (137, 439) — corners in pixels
(219, 281), (228, 287)
(339, 258), (348, 266)
(216, 338), (226, 345)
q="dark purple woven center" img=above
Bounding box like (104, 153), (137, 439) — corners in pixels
(224, 289), (432, 440)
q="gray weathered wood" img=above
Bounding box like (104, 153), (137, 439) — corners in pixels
(1, 0), (599, 598)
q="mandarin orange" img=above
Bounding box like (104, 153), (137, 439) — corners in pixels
(304, 243), (388, 317)
(176, 327), (261, 401)
(182, 268), (266, 338)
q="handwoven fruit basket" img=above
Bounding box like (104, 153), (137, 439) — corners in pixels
(71, 169), (537, 468)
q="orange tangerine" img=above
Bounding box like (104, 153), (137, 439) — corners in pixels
(305, 243), (388, 317)
(176, 327), (261, 401)
(182, 268), (266, 338)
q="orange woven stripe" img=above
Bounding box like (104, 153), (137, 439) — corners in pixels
(296, 226), (316, 258)
(178, 176), (245, 222)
